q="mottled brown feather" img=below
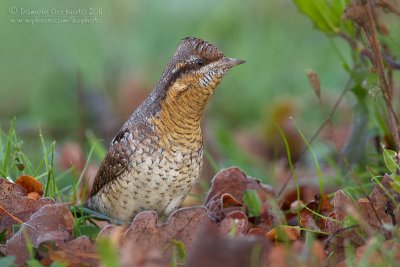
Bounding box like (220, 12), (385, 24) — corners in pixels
(90, 122), (153, 197)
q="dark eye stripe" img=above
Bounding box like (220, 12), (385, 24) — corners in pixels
(167, 58), (208, 87)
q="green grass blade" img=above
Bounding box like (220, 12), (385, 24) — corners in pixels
(292, 118), (324, 197)
(276, 123), (301, 224)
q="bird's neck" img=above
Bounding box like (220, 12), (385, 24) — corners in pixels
(150, 82), (215, 149)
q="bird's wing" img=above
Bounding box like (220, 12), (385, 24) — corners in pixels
(90, 128), (134, 197)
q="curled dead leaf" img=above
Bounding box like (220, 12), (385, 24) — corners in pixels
(204, 168), (248, 205)
(27, 192), (41, 200)
(204, 167), (275, 222)
(266, 225), (300, 242)
(15, 175), (43, 195)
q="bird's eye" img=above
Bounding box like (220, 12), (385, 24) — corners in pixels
(194, 59), (205, 66)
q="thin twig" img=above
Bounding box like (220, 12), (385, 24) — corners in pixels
(364, 0), (400, 151)
(0, 204), (24, 224)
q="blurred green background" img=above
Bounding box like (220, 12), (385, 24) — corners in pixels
(1, 0), (355, 181)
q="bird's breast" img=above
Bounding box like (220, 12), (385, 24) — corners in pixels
(113, 136), (203, 220)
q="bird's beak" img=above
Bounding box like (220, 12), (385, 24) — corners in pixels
(216, 57), (246, 69)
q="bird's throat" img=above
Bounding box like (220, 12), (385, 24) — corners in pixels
(150, 82), (215, 150)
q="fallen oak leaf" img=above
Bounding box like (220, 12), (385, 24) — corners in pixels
(6, 204), (74, 265)
(122, 207), (207, 249)
(204, 168), (248, 205)
(98, 207), (208, 265)
(99, 206), (253, 266)
(96, 223), (126, 246)
(186, 223), (270, 267)
(0, 179), (54, 239)
(204, 167), (274, 222)
(39, 236), (98, 267)
(120, 241), (168, 267)
(205, 167), (274, 204)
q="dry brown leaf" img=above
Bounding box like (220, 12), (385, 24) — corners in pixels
(27, 192), (41, 200)
(267, 240), (326, 267)
(281, 184), (321, 214)
(206, 193), (246, 223)
(98, 205), (257, 266)
(324, 191), (366, 264)
(333, 190), (356, 221)
(186, 223), (269, 267)
(98, 207), (208, 265)
(0, 179), (54, 239)
(258, 201), (277, 230)
(248, 227), (267, 237)
(354, 239), (400, 265)
(6, 204), (74, 265)
(324, 177), (400, 265)
(299, 194), (333, 233)
(15, 175), (43, 195)
(306, 69), (321, 97)
(219, 211), (248, 236)
(367, 174), (398, 228)
(269, 240), (326, 267)
(122, 207), (207, 250)
(343, 3), (367, 25)
(204, 167), (274, 222)
(266, 225), (300, 242)
(204, 168), (248, 205)
(43, 236), (98, 267)
(120, 242), (168, 267)
(266, 245), (290, 267)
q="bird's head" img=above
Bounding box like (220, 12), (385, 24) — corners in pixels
(150, 37), (245, 123)
(165, 37), (245, 93)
